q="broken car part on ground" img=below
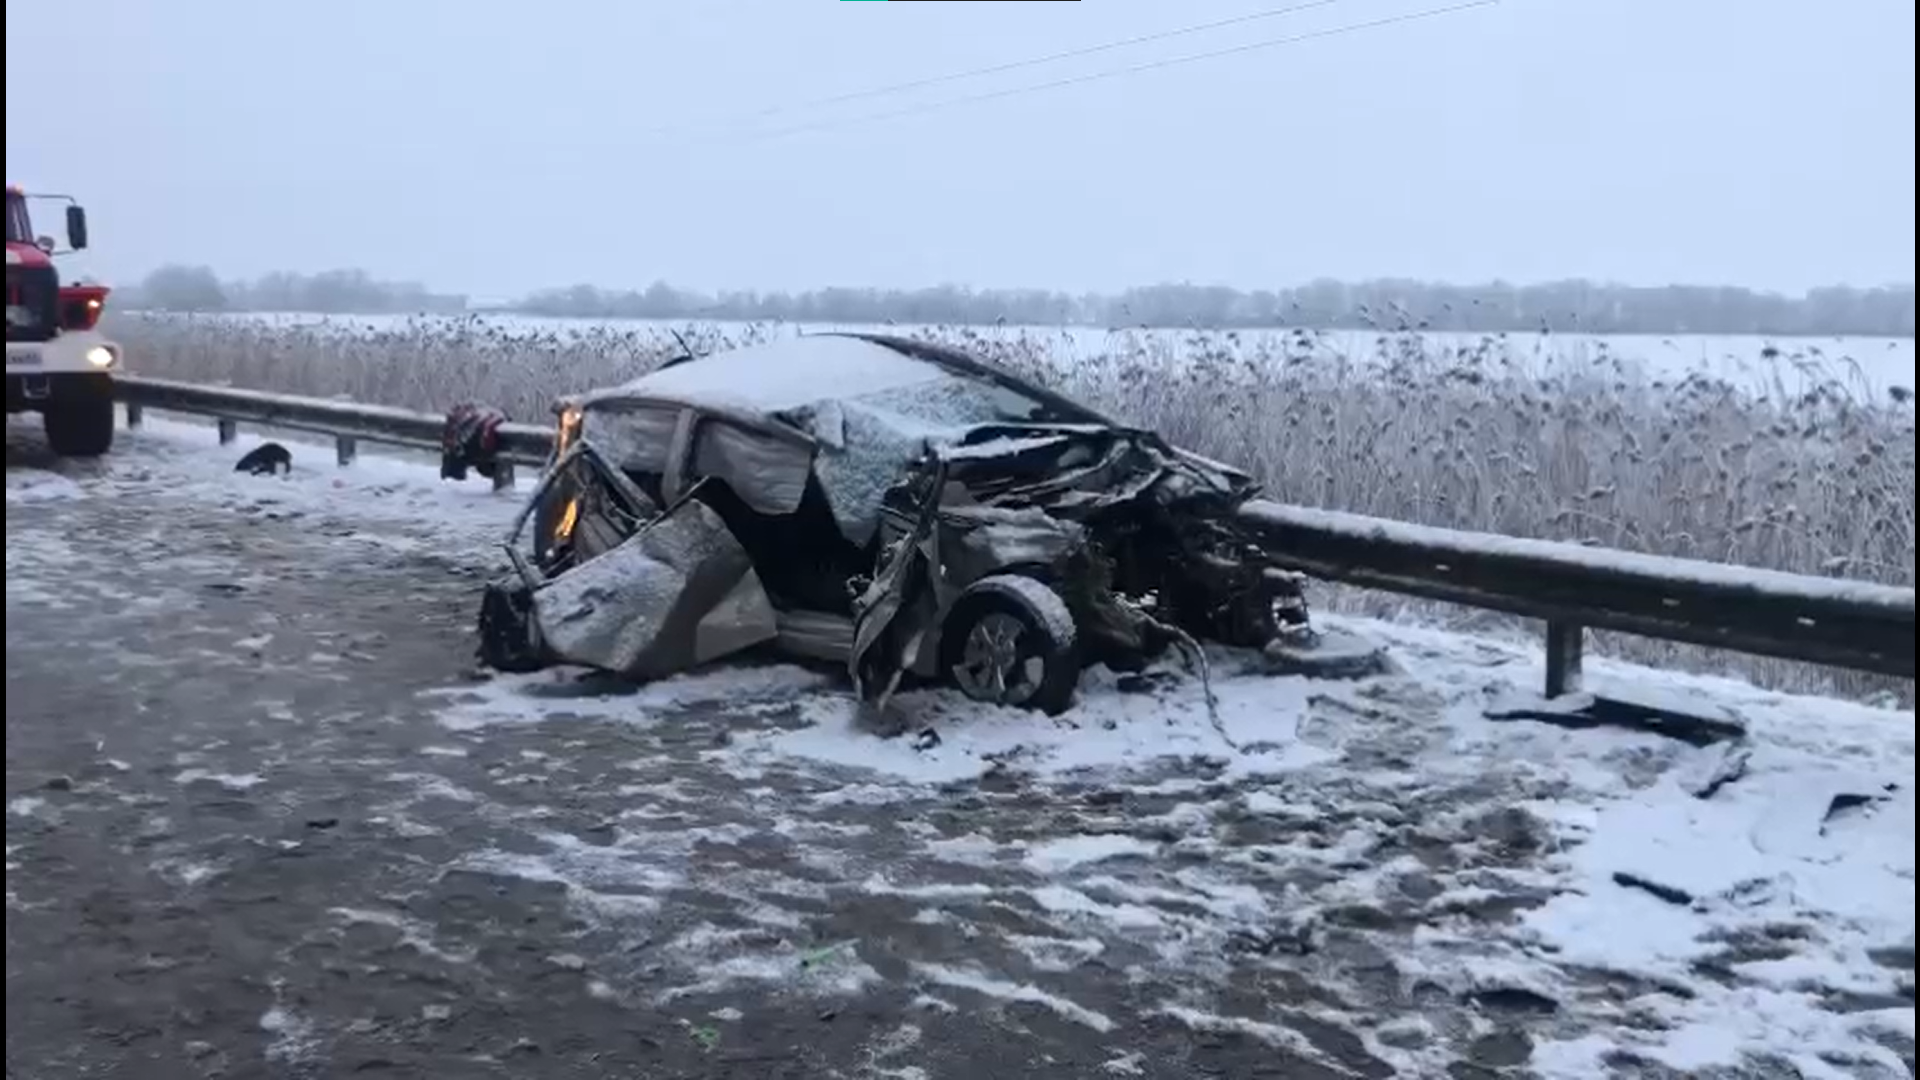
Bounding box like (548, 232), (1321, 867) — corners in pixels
(475, 333), (1383, 720)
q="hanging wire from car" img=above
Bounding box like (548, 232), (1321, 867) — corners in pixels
(1163, 621), (1231, 750)
(665, 0), (1502, 150)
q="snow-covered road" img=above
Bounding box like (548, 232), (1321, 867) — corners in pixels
(7, 414), (1914, 1080)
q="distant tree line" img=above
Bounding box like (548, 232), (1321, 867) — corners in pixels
(515, 279), (1917, 337)
(121, 264), (1915, 337)
(121, 265), (467, 316)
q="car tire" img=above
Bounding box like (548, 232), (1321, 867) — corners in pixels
(477, 577), (548, 673)
(938, 574), (1081, 716)
(44, 390), (114, 458)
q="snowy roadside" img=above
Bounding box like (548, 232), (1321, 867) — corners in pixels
(7, 409), (519, 559)
(436, 617), (1914, 1077)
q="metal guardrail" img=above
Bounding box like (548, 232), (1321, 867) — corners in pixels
(113, 376), (1916, 707)
(116, 375), (554, 491)
(1240, 502), (1915, 703)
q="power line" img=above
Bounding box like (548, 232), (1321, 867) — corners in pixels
(639, 0), (1367, 138)
(767, 0), (1364, 118)
(674, 0), (1501, 149)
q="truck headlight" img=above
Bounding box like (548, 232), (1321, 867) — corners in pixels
(85, 344), (117, 368)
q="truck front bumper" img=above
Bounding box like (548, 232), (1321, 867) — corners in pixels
(6, 331), (122, 375)
(6, 333), (120, 412)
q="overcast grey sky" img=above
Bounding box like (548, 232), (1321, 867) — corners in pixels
(6, 0), (1914, 297)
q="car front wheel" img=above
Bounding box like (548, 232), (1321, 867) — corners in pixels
(938, 575), (1081, 716)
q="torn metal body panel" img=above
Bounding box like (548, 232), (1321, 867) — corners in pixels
(529, 493), (777, 680)
(847, 422), (1315, 699)
(492, 439), (780, 680)
(482, 333), (1373, 712)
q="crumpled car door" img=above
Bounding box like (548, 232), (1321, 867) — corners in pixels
(848, 467), (948, 707)
(522, 447), (779, 681)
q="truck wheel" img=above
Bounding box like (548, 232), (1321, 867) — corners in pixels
(477, 578), (548, 673)
(44, 391), (115, 458)
(938, 575), (1081, 716)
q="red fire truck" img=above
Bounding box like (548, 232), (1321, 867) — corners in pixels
(6, 184), (121, 457)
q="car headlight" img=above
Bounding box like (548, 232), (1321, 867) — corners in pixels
(85, 344), (117, 368)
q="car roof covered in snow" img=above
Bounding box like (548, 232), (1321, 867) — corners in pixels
(565, 331), (1260, 547)
(573, 334), (958, 418)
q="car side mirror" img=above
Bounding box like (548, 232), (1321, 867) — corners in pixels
(35, 235), (57, 255)
(65, 205), (88, 251)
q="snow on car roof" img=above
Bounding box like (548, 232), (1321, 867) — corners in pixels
(572, 333), (1098, 546)
(577, 334), (953, 417)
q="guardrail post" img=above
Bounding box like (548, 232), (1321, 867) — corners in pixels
(492, 462), (517, 492)
(125, 402), (143, 429)
(1544, 620), (1585, 698)
(217, 418), (238, 445)
(336, 435), (358, 467)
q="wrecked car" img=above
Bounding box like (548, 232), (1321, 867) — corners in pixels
(477, 333), (1374, 716)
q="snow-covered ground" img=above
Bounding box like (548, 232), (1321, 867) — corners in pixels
(6, 411), (510, 558)
(408, 619), (1918, 1077)
(439, 630), (1916, 1076)
(8, 412), (1914, 1078)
